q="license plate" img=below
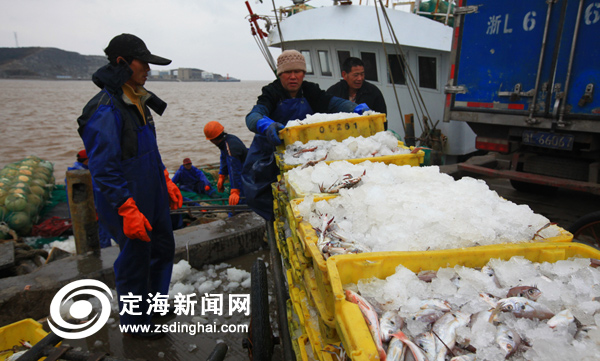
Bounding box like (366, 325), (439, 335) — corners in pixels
(522, 130), (574, 150)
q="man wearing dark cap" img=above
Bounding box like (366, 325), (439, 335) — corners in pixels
(77, 34), (182, 340)
(242, 49), (370, 220)
(171, 157), (215, 196)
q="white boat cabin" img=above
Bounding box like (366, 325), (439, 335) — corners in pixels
(264, 2), (476, 159)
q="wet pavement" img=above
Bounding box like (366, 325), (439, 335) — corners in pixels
(0, 211), (272, 361)
(60, 250), (280, 361)
(0, 212), (266, 327)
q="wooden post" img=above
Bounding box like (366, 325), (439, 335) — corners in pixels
(404, 113), (416, 147)
(66, 169), (99, 255)
(430, 128), (444, 165)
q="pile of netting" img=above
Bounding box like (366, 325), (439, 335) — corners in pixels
(0, 156), (55, 239)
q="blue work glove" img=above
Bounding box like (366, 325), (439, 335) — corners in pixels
(257, 116), (284, 146)
(265, 122), (284, 145)
(354, 103), (370, 115)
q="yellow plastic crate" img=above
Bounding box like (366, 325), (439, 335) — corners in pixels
(0, 319), (54, 361)
(287, 297), (309, 361)
(288, 237), (308, 280)
(289, 223), (306, 259)
(271, 180), (290, 221)
(278, 113), (387, 147)
(277, 142), (424, 176)
(288, 277), (339, 361)
(288, 280), (307, 327)
(297, 335), (311, 361)
(290, 196), (573, 321)
(287, 298), (301, 338)
(285, 202), (297, 228)
(302, 268), (338, 340)
(285, 203), (307, 258)
(326, 242), (600, 361)
(291, 235), (311, 269)
(274, 220), (290, 262)
(292, 334), (311, 361)
(299, 296), (338, 361)
(289, 256), (303, 286)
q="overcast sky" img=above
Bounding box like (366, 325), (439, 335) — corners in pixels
(0, 0), (334, 81)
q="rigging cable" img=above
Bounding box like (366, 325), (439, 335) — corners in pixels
(382, 2), (434, 127)
(245, 1), (277, 75)
(250, 24), (271, 68)
(373, 2), (406, 134)
(251, 24), (276, 74)
(380, 0), (430, 127)
(376, 0), (436, 141)
(272, 0), (285, 51)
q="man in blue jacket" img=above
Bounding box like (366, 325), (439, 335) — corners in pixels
(76, 34), (182, 340)
(242, 50), (370, 220)
(204, 121), (248, 208)
(171, 158), (215, 196)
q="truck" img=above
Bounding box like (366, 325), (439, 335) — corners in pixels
(444, 0), (600, 195)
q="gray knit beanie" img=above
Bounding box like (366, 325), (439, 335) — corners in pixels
(277, 50), (306, 76)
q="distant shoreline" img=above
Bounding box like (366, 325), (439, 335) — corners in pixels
(0, 77), (245, 82)
(0, 47), (245, 82)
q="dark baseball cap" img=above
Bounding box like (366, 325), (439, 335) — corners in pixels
(104, 33), (171, 65)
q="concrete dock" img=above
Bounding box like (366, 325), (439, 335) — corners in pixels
(0, 212), (266, 326)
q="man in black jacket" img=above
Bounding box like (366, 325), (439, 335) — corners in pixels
(327, 57), (387, 117)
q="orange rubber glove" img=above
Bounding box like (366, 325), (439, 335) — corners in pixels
(229, 189), (240, 206)
(164, 169), (183, 210)
(217, 174), (226, 193)
(205, 185), (211, 192)
(118, 198), (152, 242)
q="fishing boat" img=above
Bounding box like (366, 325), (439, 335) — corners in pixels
(246, 0), (477, 163)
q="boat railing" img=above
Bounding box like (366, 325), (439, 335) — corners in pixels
(268, 0), (456, 27)
(398, 0), (456, 26)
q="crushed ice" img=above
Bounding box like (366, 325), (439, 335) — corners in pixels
(353, 256), (600, 361)
(281, 131), (409, 165)
(289, 161), (561, 251)
(169, 259), (251, 298)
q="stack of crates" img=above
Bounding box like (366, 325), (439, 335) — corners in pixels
(270, 113), (588, 360)
(271, 113), (426, 361)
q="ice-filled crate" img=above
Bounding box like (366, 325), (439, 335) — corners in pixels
(278, 113), (386, 146)
(326, 242), (600, 361)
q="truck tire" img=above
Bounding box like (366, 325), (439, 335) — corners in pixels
(568, 211), (600, 248)
(249, 259), (273, 361)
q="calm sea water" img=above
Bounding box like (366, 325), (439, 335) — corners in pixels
(0, 79), (264, 183)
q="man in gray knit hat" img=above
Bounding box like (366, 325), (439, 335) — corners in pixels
(242, 49), (370, 221)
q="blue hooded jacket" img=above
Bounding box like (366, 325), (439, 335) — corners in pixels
(76, 61), (174, 328)
(172, 164), (214, 195)
(217, 133), (248, 194)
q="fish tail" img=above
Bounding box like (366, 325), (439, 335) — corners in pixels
(391, 330), (409, 341)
